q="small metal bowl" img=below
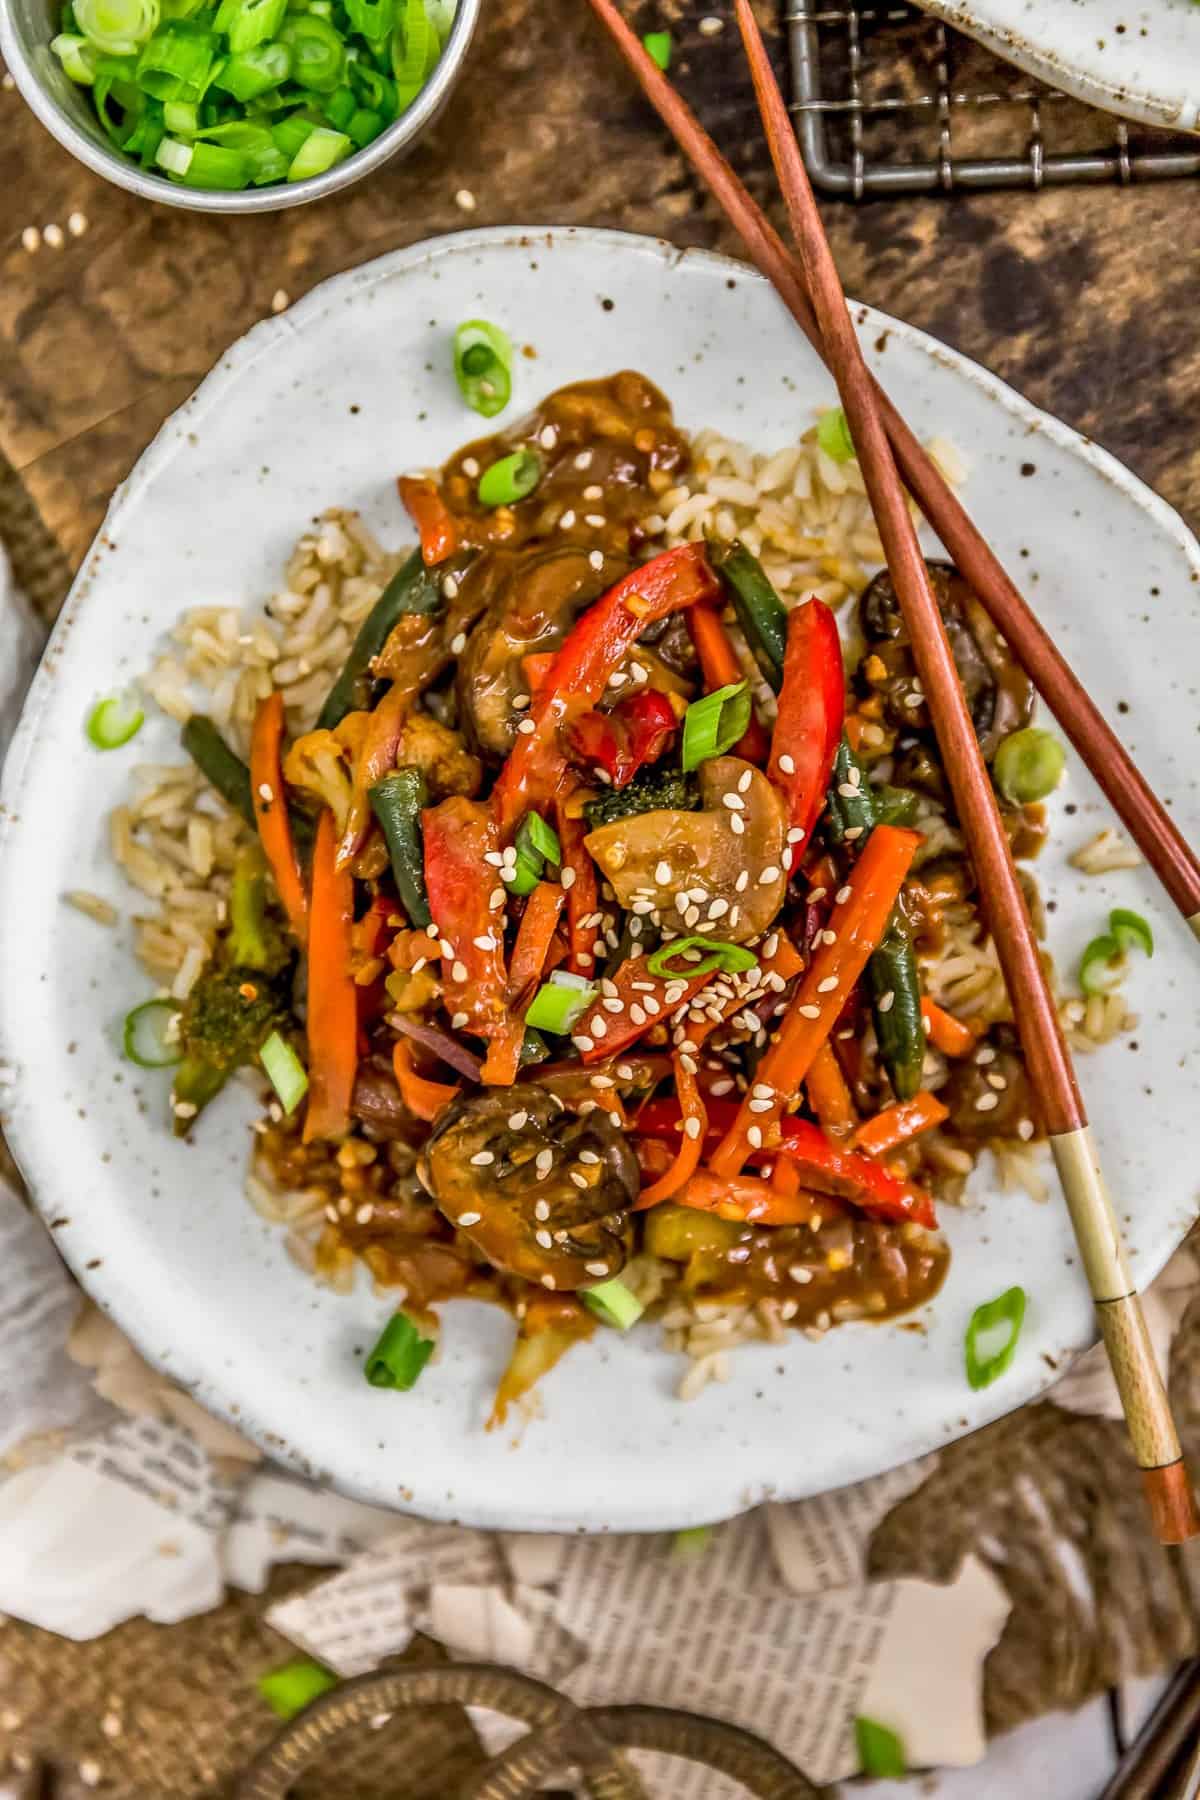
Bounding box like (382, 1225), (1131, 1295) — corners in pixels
(0, 0), (482, 213)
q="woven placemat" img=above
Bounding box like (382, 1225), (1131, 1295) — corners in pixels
(2, 450), (1199, 1793)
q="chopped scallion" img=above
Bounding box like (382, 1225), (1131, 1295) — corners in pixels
(642, 29), (671, 70)
(365, 1310), (436, 1389)
(854, 1717), (907, 1778)
(504, 812), (559, 896)
(52, 32), (101, 81)
(816, 406), (856, 465)
(1109, 907), (1153, 959)
(645, 937), (759, 981)
(453, 319), (513, 419)
(259, 1031), (308, 1115)
(582, 1276), (644, 1330)
(279, 11), (344, 90)
(964, 1286), (1026, 1390)
(75, 0), (160, 55)
(478, 448), (542, 508)
(681, 680), (751, 771)
(993, 726), (1065, 805)
(286, 123), (350, 180)
(524, 970), (598, 1034)
(122, 997), (183, 1068)
(258, 1657), (338, 1719)
(1078, 933), (1123, 997)
(86, 691), (145, 749)
(672, 1525), (712, 1555)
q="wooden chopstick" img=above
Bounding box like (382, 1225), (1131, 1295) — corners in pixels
(730, 0), (1197, 1546)
(583, 0), (1200, 940)
(1098, 1662), (1200, 1800)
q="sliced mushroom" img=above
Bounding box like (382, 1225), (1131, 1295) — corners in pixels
(417, 1088), (637, 1291)
(943, 1034), (1035, 1140)
(858, 561), (1033, 761)
(583, 755), (788, 944)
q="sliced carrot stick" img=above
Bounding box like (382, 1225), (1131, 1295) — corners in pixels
(508, 881), (566, 1007)
(398, 476), (458, 565)
(554, 797), (602, 977)
(303, 811), (358, 1143)
(634, 1055), (708, 1206)
(707, 824), (922, 1177)
(770, 1156), (803, 1197)
(686, 602), (770, 762)
(920, 996), (980, 1057)
(250, 692), (308, 939)
(853, 1090), (949, 1159)
(805, 1041), (857, 1139)
(672, 1169), (827, 1227)
(392, 1040), (459, 1124)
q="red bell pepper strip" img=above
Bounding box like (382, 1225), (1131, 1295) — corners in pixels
(565, 688), (678, 789)
(398, 476), (458, 566)
(492, 542), (718, 831)
(766, 599), (844, 844)
(853, 1091), (949, 1159)
(771, 1117), (937, 1230)
(707, 825), (921, 1177)
(249, 693), (308, 940)
(554, 797), (602, 978)
(572, 956), (715, 1063)
(422, 796), (512, 1054)
(686, 603), (770, 763)
(303, 810), (358, 1143)
(667, 1170), (830, 1227)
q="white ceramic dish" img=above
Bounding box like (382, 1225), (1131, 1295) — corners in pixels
(920, 0), (1200, 133)
(2, 227), (1199, 1531)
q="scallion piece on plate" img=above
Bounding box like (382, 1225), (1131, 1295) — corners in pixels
(964, 1286), (1026, 1390)
(524, 970), (598, 1034)
(642, 29), (671, 70)
(582, 1276), (645, 1331)
(993, 725), (1065, 804)
(75, 0), (160, 55)
(86, 691), (144, 750)
(453, 319), (514, 419)
(365, 1310), (436, 1389)
(681, 680), (751, 771)
(672, 1524), (712, 1555)
(258, 1657), (338, 1720)
(478, 448), (542, 508)
(816, 405), (856, 465)
(1110, 907), (1153, 959)
(259, 1031), (308, 1115)
(645, 937), (759, 981)
(1078, 933), (1123, 997)
(854, 1717), (907, 1778)
(123, 997), (182, 1068)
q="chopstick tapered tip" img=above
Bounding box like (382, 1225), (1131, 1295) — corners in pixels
(1144, 1460), (1200, 1545)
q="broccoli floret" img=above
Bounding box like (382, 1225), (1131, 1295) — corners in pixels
(582, 766), (699, 831)
(228, 845), (292, 975)
(171, 963), (294, 1137)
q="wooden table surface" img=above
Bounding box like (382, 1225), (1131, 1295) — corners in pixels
(3, 0), (1200, 577)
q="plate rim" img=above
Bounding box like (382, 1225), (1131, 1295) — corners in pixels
(3, 223), (1199, 1528)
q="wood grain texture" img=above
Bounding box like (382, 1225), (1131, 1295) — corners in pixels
(3, 0), (1200, 574)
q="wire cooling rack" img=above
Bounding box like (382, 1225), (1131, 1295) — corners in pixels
(787, 0), (1200, 196)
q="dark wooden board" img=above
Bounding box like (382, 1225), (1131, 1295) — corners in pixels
(3, 0), (1200, 575)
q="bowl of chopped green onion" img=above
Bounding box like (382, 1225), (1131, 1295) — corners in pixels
(0, 0), (480, 211)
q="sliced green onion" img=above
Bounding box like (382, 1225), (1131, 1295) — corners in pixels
(287, 123), (350, 179)
(992, 726), (1065, 805)
(365, 1310), (436, 1389)
(163, 96), (198, 130)
(522, 811), (560, 866)
(642, 29), (671, 70)
(1110, 907), (1153, 959)
(260, 1031), (308, 1115)
(816, 406), (856, 465)
(279, 12), (344, 89)
(76, 0), (160, 54)
(123, 997), (183, 1068)
(86, 691), (144, 749)
(524, 970), (598, 1034)
(323, 82), (356, 128)
(155, 132), (193, 173)
(270, 112), (314, 157)
(345, 0), (395, 37)
(453, 320), (513, 419)
(183, 140), (248, 186)
(673, 1524), (712, 1555)
(478, 449), (542, 508)
(1078, 932), (1123, 997)
(213, 41), (290, 99)
(197, 117), (287, 180)
(681, 680), (750, 772)
(52, 32), (101, 81)
(964, 1285), (1026, 1390)
(391, 0), (437, 106)
(645, 937), (759, 981)
(854, 1717), (907, 1778)
(136, 21), (217, 99)
(347, 104), (385, 145)
(258, 1658), (338, 1720)
(221, 0), (286, 51)
(582, 1276), (644, 1331)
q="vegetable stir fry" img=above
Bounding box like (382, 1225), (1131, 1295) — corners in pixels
(146, 371), (1062, 1412)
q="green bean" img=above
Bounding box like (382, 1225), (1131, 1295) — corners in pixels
(182, 715), (312, 849)
(868, 911), (925, 1101)
(824, 736), (878, 849)
(713, 539), (788, 689)
(873, 784), (920, 828)
(315, 548), (443, 732)
(369, 767), (431, 928)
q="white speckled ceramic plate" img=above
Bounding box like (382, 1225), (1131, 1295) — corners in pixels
(920, 0), (1200, 133)
(2, 228), (1199, 1530)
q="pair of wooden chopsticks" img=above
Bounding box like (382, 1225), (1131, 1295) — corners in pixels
(1100, 1662), (1200, 1799)
(586, 0), (1200, 1543)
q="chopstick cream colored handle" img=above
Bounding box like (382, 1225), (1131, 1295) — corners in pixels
(1188, 911), (1200, 944)
(1051, 1127), (1198, 1541)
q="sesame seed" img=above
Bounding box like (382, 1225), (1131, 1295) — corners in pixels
(512, 692), (531, 710)
(534, 1199), (551, 1220)
(778, 754), (796, 775)
(573, 1034), (595, 1053)
(844, 825), (864, 841)
(680, 1053), (698, 1074)
(517, 716), (537, 735)
(484, 850), (504, 868)
(539, 425), (558, 450)
(451, 1011), (469, 1029)
(536, 1149), (555, 1174)
(21, 226), (40, 252)
(708, 897), (729, 919)
(753, 1082), (773, 1098)
(559, 508), (577, 530)
(541, 1274), (557, 1289)
(1018, 1118), (1035, 1141)
(748, 1097), (774, 1114)
(607, 670), (627, 689)
(489, 886), (506, 911)
(579, 1149), (600, 1165)
(473, 933), (497, 950)
(257, 782), (273, 802)
(975, 1045), (996, 1064)
(734, 870), (750, 894)
(789, 1265), (814, 1285)
(68, 210), (89, 237)
(722, 792), (745, 811)
(974, 1092), (1000, 1112)
(449, 630), (468, 655)
(759, 867), (781, 884)
(586, 1261), (609, 1277)
(987, 1072), (1008, 1090)
(600, 996), (622, 1014)
(570, 1170), (589, 1189)
(455, 187), (477, 210)
(324, 1204), (339, 1223)
(452, 960), (468, 982)
(589, 549), (605, 571)
(837, 782), (860, 798)
(747, 1125), (763, 1148)
(729, 906), (741, 927)
(737, 768), (753, 793)
(787, 827), (806, 844)
(508, 1110), (529, 1131)
(561, 867), (577, 890)
(575, 449), (594, 469)
(643, 996), (660, 1015)
(835, 885), (853, 904)
(591, 1073), (615, 1087)
(876, 990), (895, 1013)
(79, 1762), (102, 1789)
(627, 1004), (645, 1025)
(585, 513), (606, 528)
(699, 12), (723, 32)
(591, 1016), (609, 1038)
(655, 860), (672, 884)
(536, 1228), (554, 1249)
(798, 1003), (821, 1019)
(577, 951), (594, 967)
(630, 661), (649, 682)
(817, 976), (839, 994)
(684, 1116), (703, 1140)
(710, 1077), (734, 1096)
(731, 814), (745, 836)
